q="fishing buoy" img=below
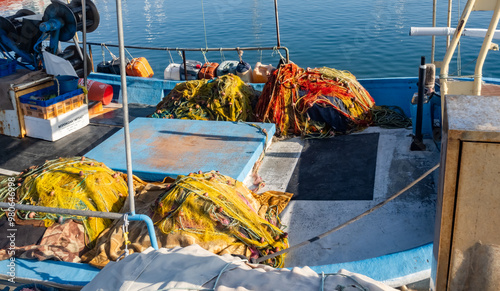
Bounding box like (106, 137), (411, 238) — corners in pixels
(78, 79), (114, 105)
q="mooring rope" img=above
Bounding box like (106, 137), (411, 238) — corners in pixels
(253, 163), (440, 264)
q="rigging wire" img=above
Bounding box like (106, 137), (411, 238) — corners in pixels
(201, 0), (209, 50)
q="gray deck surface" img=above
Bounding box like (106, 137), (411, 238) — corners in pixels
(254, 127), (440, 267)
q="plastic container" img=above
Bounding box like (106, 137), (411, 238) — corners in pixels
(96, 58), (128, 75)
(252, 62), (275, 83)
(236, 61), (252, 83)
(0, 58), (17, 78)
(126, 57), (154, 78)
(198, 62), (219, 80)
(79, 79), (114, 105)
(180, 60), (202, 80)
(56, 75), (79, 94)
(164, 63), (181, 80)
(20, 88), (84, 119)
(217, 61), (238, 77)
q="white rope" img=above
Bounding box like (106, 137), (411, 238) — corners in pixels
(201, 0), (208, 49)
(54, 77), (60, 97)
(237, 48), (243, 62)
(220, 48), (225, 62)
(167, 49), (174, 64)
(101, 43), (105, 63)
(272, 46), (285, 61)
(124, 47), (134, 60)
(102, 44), (118, 60)
(117, 214), (130, 261)
(156, 259), (247, 291)
(202, 49), (209, 64)
(177, 49), (184, 61)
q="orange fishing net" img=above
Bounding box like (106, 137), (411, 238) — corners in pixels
(254, 64), (375, 136)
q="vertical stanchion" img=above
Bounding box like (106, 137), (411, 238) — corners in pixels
(182, 50), (188, 80)
(82, 0), (88, 104)
(411, 56), (427, 151)
(274, 0), (281, 48)
(115, 0), (135, 215)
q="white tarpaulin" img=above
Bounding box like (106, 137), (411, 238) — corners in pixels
(42, 50), (78, 77)
(83, 245), (397, 291)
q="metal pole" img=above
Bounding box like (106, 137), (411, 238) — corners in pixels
(0, 202), (124, 219)
(447, 0), (453, 47)
(473, 0), (500, 95)
(88, 44), (94, 72)
(0, 202), (159, 250)
(411, 56), (427, 151)
(82, 0), (88, 104)
(182, 50), (188, 80)
(115, 0), (135, 215)
(273, 0), (281, 47)
(77, 42), (291, 63)
(73, 36), (84, 60)
(440, 0), (476, 98)
(432, 0), (437, 63)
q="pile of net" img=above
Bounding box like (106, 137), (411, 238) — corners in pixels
(150, 74), (256, 122)
(254, 63), (375, 137)
(153, 171), (290, 268)
(0, 157), (128, 244)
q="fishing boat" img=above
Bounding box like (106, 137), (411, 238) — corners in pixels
(0, 0), (499, 290)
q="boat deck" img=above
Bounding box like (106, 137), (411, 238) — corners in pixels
(258, 127), (439, 268)
(0, 104), (440, 288)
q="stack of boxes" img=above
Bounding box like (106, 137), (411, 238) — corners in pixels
(19, 83), (89, 141)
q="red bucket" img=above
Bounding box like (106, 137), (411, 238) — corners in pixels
(78, 79), (114, 105)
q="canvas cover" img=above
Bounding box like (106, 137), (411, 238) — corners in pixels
(83, 244), (397, 291)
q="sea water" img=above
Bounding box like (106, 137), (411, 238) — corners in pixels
(1, 0), (499, 79)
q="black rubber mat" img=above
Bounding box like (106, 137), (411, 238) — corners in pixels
(286, 133), (379, 200)
(0, 124), (119, 172)
(90, 104), (157, 126)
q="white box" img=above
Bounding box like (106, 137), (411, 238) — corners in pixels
(24, 105), (89, 141)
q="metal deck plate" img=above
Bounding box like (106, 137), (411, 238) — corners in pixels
(85, 118), (275, 181)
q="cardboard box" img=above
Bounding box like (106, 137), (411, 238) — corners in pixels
(24, 105), (89, 141)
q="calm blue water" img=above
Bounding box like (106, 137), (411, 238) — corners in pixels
(1, 0), (499, 78)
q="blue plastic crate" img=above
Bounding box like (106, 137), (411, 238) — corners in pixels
(19, 87), (84, 107)
(0, 58), (17, 78)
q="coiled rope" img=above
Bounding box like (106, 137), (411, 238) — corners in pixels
(370, 105), (412, 129)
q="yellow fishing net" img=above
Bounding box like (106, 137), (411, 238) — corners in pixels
(7, 157), (128, 244)
(154, 171), (289, 268)
(151, 74), (256, 122)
